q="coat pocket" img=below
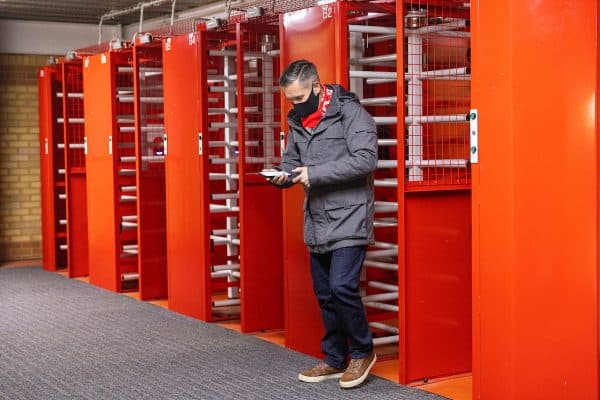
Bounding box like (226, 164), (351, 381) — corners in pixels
(324, 202), (367, 243)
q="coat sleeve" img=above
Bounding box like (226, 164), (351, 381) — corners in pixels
(274, 130), (302, 189)
(308, 102), (378, 186)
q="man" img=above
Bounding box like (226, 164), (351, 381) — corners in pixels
(266, 59), (378, 389)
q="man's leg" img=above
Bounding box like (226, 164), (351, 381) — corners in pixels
(329, 246), (376, 388)
(309, 251), (349, 369)
(328, 246), (373, 358)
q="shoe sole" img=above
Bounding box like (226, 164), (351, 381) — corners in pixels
(339, 354), (377, 389)
(298, 372), (344, 383)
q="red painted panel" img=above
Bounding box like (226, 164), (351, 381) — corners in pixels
(472, 1), (599, 398)
(66, 176), (88, 278)
(404, 191), (471, 382)
(38, 66), (64, 272)
(84, 52), (121, 292)
(163, 32), (211, 320)
(280, 4), (340, 357)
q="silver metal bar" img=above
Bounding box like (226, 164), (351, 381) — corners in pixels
(373, 241), (398, 249)
(362, 292), (398, 303)
(374, 201), (398, 213)
(246, 122), (281, 128)
(360, 96), (397, 106)
(231, 271), (241, 279)
(121, 272), (139, 281)
(59, 219), (67, 225)
(377, 160), (398, 168)
(120, 126), (135, 133)
(210, 122), (238, 129)
(366, 248), (398, 259)
(121, 186), (136, 192)
(58, 168), (66, 175)
(58, 194), (66, 200)
(370, 321), (400, 334)
(57, 118), (84, 124)
(59, 244), (68, 251)
(211, 193), (239, 200)
(211, 270), (233, 279)
(374, 179), (398, 188)
(377, 139), (397, 146)
(57, 143), (65, 149)
(121, 221), (138, 229)
(373, 218), (398, 228)
(122, 215), (137, 222)
(118, 95), (164, 104)
(122, 244), (138, 250)
(366, 78), (397, 85)
(212, 263), (240, 272)
(350, 70), (397, 79)
(351, 53), (396, 65)
(349, 25), (396, 35)
(211, 229), (240, 237)
(122, 249), (138, 255)
(212, 299), (240, 307)
(373, 335), (399, 346)
(210, 204), (240, 213)
(210, 158), (238, 165)
(374, 116), (397, 125)
(119, 169), (136, 176)
(209, 173), (239, 181)
(118, 66), (162, 73)
(368, 281), (399, 292)
(56, 92), (83, 99)
(68, 143), (85, 149)
(364, 260), (398, 271)
(245, 86), (280, 94)
(410, 19), (467, 35)
(367, 34), (396, 44)
(120, 195), (137, 202)
(364, 302), (399, 312)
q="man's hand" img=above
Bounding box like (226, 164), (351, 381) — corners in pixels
(262, 168), (289, 186)
(292, 166), (310, 187)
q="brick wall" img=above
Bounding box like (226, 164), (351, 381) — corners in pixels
(0, 54), (54, 261)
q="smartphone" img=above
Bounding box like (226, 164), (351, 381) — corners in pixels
(259, 170), (291, 178)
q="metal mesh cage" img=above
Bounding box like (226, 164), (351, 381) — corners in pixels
(403, 0), (471, 189)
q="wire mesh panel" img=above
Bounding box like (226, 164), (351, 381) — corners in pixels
(62, 62), (86, 170)
(403, 1), (471, 189)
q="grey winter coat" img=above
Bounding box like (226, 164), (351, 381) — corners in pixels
(279, 85), (378, 253)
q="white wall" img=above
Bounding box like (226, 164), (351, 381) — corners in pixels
(0, 19), (121, 55)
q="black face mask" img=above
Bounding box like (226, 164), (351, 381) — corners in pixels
(293, 87), (319, 118)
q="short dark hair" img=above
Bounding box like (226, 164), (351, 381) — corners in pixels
(279, 59), (319, 88)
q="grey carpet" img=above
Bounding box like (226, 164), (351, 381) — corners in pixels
(0, 267), (447, 400)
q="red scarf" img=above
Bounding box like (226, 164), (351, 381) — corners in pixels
(301, 85), (333, 130)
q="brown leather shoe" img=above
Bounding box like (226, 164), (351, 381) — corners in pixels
(298, 362), (345, 383)
(339, 352), (377, 389)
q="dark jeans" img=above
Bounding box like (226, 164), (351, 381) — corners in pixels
(310, 245), (373, 369)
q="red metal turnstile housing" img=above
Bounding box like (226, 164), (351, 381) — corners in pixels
(163, 22), (284, 332)
(38, 65), (68, 272)
(84, 38), (167, 300)
(280, 0), (471, 384)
